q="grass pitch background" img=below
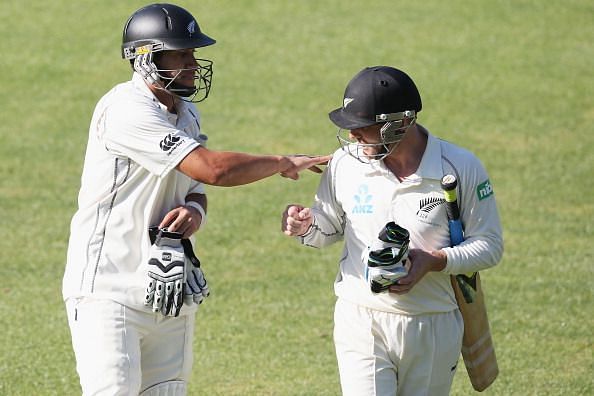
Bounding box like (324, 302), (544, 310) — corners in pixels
(1, 0), (592, 395)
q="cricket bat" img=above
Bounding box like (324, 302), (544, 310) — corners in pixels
(441, 174), (498, 392)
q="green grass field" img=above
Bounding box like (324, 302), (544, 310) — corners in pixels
(1, 0), (592, 394)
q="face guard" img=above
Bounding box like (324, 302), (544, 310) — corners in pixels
(133, 48), (213, 102)
(336, 110), (417, 163)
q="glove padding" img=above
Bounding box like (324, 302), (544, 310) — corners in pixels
(144, 229), (185, 316)
(365, 222), (410, 293)
(182, 240), (210, 306)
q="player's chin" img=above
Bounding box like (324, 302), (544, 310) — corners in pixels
(363, 148), (381, 159)
(175, 74), (195, 86)
(178, 80), (196, 88)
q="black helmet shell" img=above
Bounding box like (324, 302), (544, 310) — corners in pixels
(122, 3), (215, 59)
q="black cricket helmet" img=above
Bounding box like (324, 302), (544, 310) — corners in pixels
(122, 3), (216, 102)
(331, 66), (422, 163)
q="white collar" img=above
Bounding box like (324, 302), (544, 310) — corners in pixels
(363, 129), (444, 183)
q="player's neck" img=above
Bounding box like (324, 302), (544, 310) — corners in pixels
(149, 84), (178, 114)
(383, 124), (427, 180)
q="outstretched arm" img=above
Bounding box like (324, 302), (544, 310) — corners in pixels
(177, 146), (331, 186)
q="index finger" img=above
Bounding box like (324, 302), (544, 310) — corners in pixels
(302, 155), (332, 173)
(309, 154), (332, 165)
(159, 210), (178, 229)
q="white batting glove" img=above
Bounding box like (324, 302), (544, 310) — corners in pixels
(144, 229), (185, 316)
(182, 244), (210, 306)
(365, 222), (410, 293)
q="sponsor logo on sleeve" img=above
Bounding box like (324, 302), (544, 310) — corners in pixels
(477, 179), (494, 200)
(159, 134), (182, 154)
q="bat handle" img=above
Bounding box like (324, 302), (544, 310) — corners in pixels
(448, 220), (464, 246)
(441, 174), (461, 226)
(440, 174), (458, 197)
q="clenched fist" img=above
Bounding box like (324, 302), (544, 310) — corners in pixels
(281, 205), (313, 236)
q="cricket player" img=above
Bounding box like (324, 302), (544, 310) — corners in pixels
(282, 66), (503, 396)
(63, 3), (329, 395)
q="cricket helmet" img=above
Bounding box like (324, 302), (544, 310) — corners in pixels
(122, 3), (216, 102)
(330, 66), (422, 162)
(122, 3), (215, 59)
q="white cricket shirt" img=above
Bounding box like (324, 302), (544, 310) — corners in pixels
(63, 73), (206, 313)
(300, 130), (503, 315)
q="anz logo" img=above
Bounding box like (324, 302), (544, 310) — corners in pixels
(352, 184), (374, 214)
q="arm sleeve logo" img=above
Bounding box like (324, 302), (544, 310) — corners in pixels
(476, 180), (494, 200)
(159, 134), (182, 153)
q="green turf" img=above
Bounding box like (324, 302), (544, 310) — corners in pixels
(1, 0), (592, 395)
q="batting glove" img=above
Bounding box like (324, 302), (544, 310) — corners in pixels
(182, 241), (210, 306)
(365, 222), (410, 293)
(144, 229), (185, 317)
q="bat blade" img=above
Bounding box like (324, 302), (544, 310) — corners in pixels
(451, 274), (498, 391)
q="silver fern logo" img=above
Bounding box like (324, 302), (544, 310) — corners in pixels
(417, 196), (445, 220)
(187, 20), (196, 36)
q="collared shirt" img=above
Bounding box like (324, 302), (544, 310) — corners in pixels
(63, 73), (206, 313)
(301, 131), (503, 314)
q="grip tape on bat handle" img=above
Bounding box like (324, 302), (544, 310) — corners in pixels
(444, 200), (460, 223)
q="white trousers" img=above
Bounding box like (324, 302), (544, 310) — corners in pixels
(65, 297), (195, 396)
(333, 298), (463, 396)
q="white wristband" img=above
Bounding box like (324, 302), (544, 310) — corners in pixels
(185, 201), (207, 228)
